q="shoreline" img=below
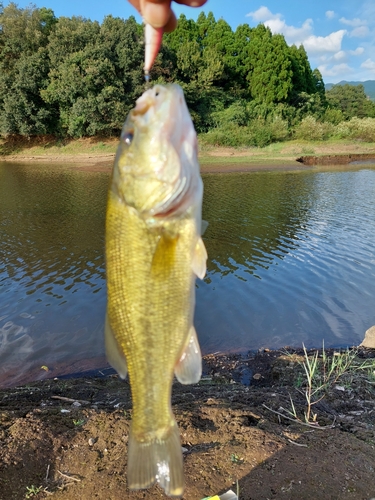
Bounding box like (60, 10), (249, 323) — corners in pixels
(2, 152), (375, 174)
(1, 137), (375, 173)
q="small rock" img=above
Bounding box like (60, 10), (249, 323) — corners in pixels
(253, 373), (262, 380)
(88, 438), (96, 446)
(72, 401), (81, 407)
(360, 325), (375, 348)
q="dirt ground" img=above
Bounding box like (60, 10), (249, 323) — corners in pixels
(1, 349), (374, 500)
(1, 135), (375, 173)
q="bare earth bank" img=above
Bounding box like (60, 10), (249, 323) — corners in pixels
(1, 137), (375, 172)
(1, 349), (374, 500)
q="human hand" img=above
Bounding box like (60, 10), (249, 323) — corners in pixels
(128, 0), (208, 33)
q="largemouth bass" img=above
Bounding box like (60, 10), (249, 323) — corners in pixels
(105, 84), (207, 497)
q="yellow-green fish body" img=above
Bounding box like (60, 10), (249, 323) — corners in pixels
(105, 84), (207, 497)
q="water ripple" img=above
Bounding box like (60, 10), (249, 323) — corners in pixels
(1, 163), (375, 386)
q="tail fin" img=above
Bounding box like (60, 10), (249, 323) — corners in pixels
(127, 420), (184, 497)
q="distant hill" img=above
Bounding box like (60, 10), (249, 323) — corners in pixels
(325, 80), (375, 100)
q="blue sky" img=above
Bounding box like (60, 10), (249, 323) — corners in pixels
(5, 0), (375, 83)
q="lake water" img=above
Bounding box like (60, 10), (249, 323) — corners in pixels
(1, 162), (375, 387)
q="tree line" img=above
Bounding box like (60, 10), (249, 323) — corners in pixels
(1, 3), (374, 144)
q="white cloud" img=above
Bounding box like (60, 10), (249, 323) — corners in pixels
(246, 6), (279, 22)
(265, 18), (313, 43)
(333, 51), (346, 62)
(349, 26), (370, 38)
(339, 17), (366, 27)
(318, 63), (353, 78)
(349, 47), (365, 56)
(361, 58), (375, 71)
(326, 11), (335, 20)
(303, 30), (347, 55)
(245, 7), (346, 57)
(246, 6), (313, 43)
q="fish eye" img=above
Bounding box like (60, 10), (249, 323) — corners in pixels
(123, 131), (133, 145)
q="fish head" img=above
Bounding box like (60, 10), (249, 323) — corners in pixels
(112, 84), (200, 217)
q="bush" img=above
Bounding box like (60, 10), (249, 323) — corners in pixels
(266, 115), (289, 141)
(322, 107), (345, 125)
(294, 116), (334, 141)
(336, 117), (375, 142)
(200, 116), (289, 148)
(211, 101), (249, 128)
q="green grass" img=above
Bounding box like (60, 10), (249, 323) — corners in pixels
(282, 345), (375, 425)
(73, 418), (85, 426)
(25, 485), (43, 498)
(0, 136), (117, 157)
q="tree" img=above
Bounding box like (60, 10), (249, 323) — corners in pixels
(326, 83), (375, 119)
(289, 45), (316, 97)
(246, 26), (293, 104)
(42, 15), (144, 136)
(0, 3), (57, 135)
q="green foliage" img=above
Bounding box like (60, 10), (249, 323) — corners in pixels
(201, 114), (289, 148)
(322, 107), (345, 125)
(289, 45), (316, 96)
(3, 5), (363, 145)
(326, 83), (375, 119)
(247, 26), (293, 104)
(0, 3), (57, 135)
(211, 101), (249, 127)
(335, 117), (375, 142)
(294, 116), (334, 141)
(42, 15), (143, 136)
(25, 485), (43, 498)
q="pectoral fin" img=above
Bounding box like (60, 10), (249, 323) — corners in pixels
(105, 312), (128, 379)
(151, 232), (178, 277)
(174, 326), (202, 385)
(191, 237), (207, 280)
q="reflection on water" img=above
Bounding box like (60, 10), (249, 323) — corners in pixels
(197, 169), (375, 353)
(0, 164), (107, 386)
(1, 163), (375, 387)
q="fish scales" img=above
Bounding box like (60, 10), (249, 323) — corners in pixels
(105, 84), (207, 497)
(106, 196), (196, 422)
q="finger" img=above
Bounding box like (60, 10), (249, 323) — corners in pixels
(163, 10), (177, 32)
(174, 0), (208, 6)
(128, 0), (141, 14)
(140, 0), (172, 28)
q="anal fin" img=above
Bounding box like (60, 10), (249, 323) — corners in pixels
(175, 326), (202, 385)
(127, 420), (184, 498)
(105, 312), (128, 379)
(191, 237), (207, 280)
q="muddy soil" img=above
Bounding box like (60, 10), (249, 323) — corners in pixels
(297, 153), (375, 166)
(0, 349), (375, 500)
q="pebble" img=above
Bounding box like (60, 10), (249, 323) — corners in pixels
(88, 438), (96, 446)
